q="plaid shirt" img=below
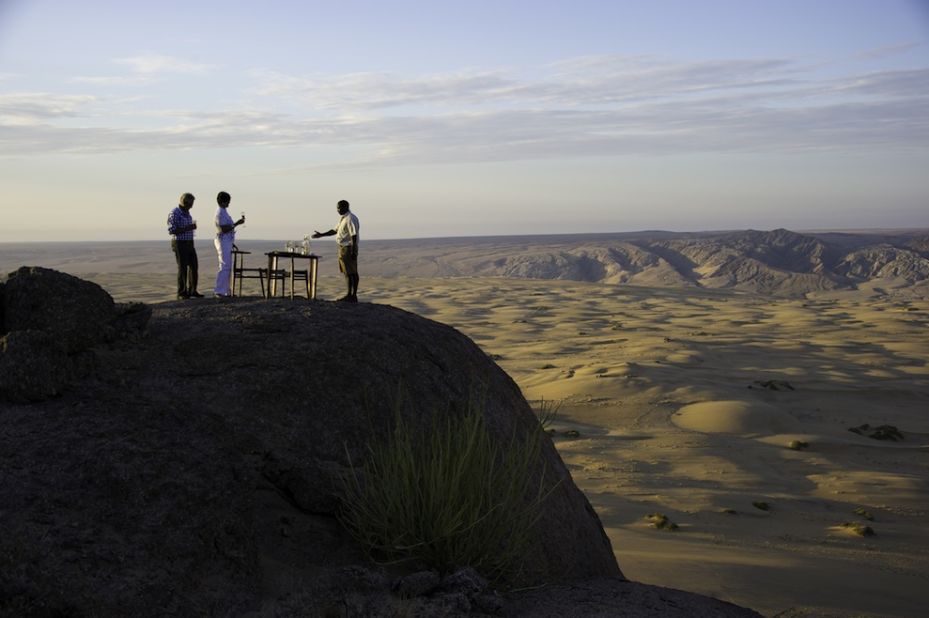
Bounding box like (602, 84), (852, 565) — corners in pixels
(167, 207), (194, 240)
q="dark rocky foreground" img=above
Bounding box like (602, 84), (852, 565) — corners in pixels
(0, 267), (759, 617)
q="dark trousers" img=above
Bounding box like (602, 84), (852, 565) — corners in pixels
(171, 239), (198, 295)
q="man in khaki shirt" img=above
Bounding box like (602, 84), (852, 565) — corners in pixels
(313, 199), (360, 302)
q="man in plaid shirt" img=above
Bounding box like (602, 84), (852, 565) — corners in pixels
(167, 192), (202, 299)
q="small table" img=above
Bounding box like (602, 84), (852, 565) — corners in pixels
(265, 251), (319, 299)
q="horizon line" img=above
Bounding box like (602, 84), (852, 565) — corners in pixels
(1, 226), (927, 245)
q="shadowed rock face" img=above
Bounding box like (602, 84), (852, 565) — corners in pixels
(0, 269), (760, 617)
(0, 268), (617, 614)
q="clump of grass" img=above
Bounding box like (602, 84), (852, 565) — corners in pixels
(752, 501), (771, 511)
(841, 522), (875, 537)
(853, 507), (875, 521)
(533, 398), (562, 432)
(645, 513), (679, 530)
(338, 395), (554, 584)
(787, 440), (809, 451)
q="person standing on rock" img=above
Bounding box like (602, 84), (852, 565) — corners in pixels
(212, 191), (245, 298)
(312, 199), (360, 302)
(167, 192), (202, 299)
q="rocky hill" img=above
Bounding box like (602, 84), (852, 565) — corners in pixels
(0, 267), (759, 617)
(360, 228), (929, 296)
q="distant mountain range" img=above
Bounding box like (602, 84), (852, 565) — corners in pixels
(362, 228), (929, 296)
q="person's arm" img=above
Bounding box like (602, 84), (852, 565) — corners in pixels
(350, 234), (359, 257)
(312, 229), (336, 238)
(218, 213), (245, 234)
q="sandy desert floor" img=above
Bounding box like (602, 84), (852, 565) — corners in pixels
(5, 254), (928, 617)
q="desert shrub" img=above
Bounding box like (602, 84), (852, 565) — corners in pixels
(533, 398), (562, 431)
(841, 522), (875, 537)
(645, 513), (678, 530)
(338, 394), (554, 584)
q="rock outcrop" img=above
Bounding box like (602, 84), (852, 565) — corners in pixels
(0, 266), (151, 403)
(0, 268), (759, 616)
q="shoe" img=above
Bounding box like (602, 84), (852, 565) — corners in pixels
(177, 293), (189, 300)
(336, 295), (352, 302)
(189, 291), (204, 298)
(213, 293), (231, 298)
(349, 294), (358, 303)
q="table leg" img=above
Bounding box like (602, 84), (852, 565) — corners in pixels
(311, 258), (318, 300)
(267, 255), (275, 298)
(289, 257), (295, 300)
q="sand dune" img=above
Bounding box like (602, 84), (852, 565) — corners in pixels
(2, 234), (928, 617)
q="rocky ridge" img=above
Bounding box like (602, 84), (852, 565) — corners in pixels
(359, 228), (929, 296)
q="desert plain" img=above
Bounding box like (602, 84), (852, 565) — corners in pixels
(2, 233), (928, 617)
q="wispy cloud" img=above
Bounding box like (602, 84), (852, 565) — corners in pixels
(856, 42), (923, 60)
(115, 54), (217, 75)
(71, 75), (150, 86)
(0, 93), (97, 126)
(70, 54), (218, 87)
(2, 54), (927, 162)
(250, 56), (802, 110)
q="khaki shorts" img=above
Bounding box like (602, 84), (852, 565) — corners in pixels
(338, 244), (358, 275)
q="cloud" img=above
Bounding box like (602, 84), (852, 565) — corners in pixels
(115, 54), (216, 75)
(2, 54), (928, 162)
(71, 75), (151, 86)
(856, 42), (923, 60)
(250, 55), (802, 111)
(0, 93), (97, 126)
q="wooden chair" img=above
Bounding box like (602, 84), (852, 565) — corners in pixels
(231, 248), (266, 297)
(291, 269), (312, 299)
(265, 268), (289, 298)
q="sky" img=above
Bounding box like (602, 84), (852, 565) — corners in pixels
(1, 0), (928, 241)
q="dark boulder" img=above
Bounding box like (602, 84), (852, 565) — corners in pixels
(0, 268), (151, 404)
(3, 266), (116, 353)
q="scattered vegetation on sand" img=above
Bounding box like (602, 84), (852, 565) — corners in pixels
(840, 522), (875, 537)
(787, 440), (809, 451)
(853, 507), (875, 521)
(749, 379), (795, 391)
(339, 394), (555, 584)
(848, 424), (904, 441)
(645, 513), (679, 530)
(533, 398), (562, 432)
(752, 501), (771, 512)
